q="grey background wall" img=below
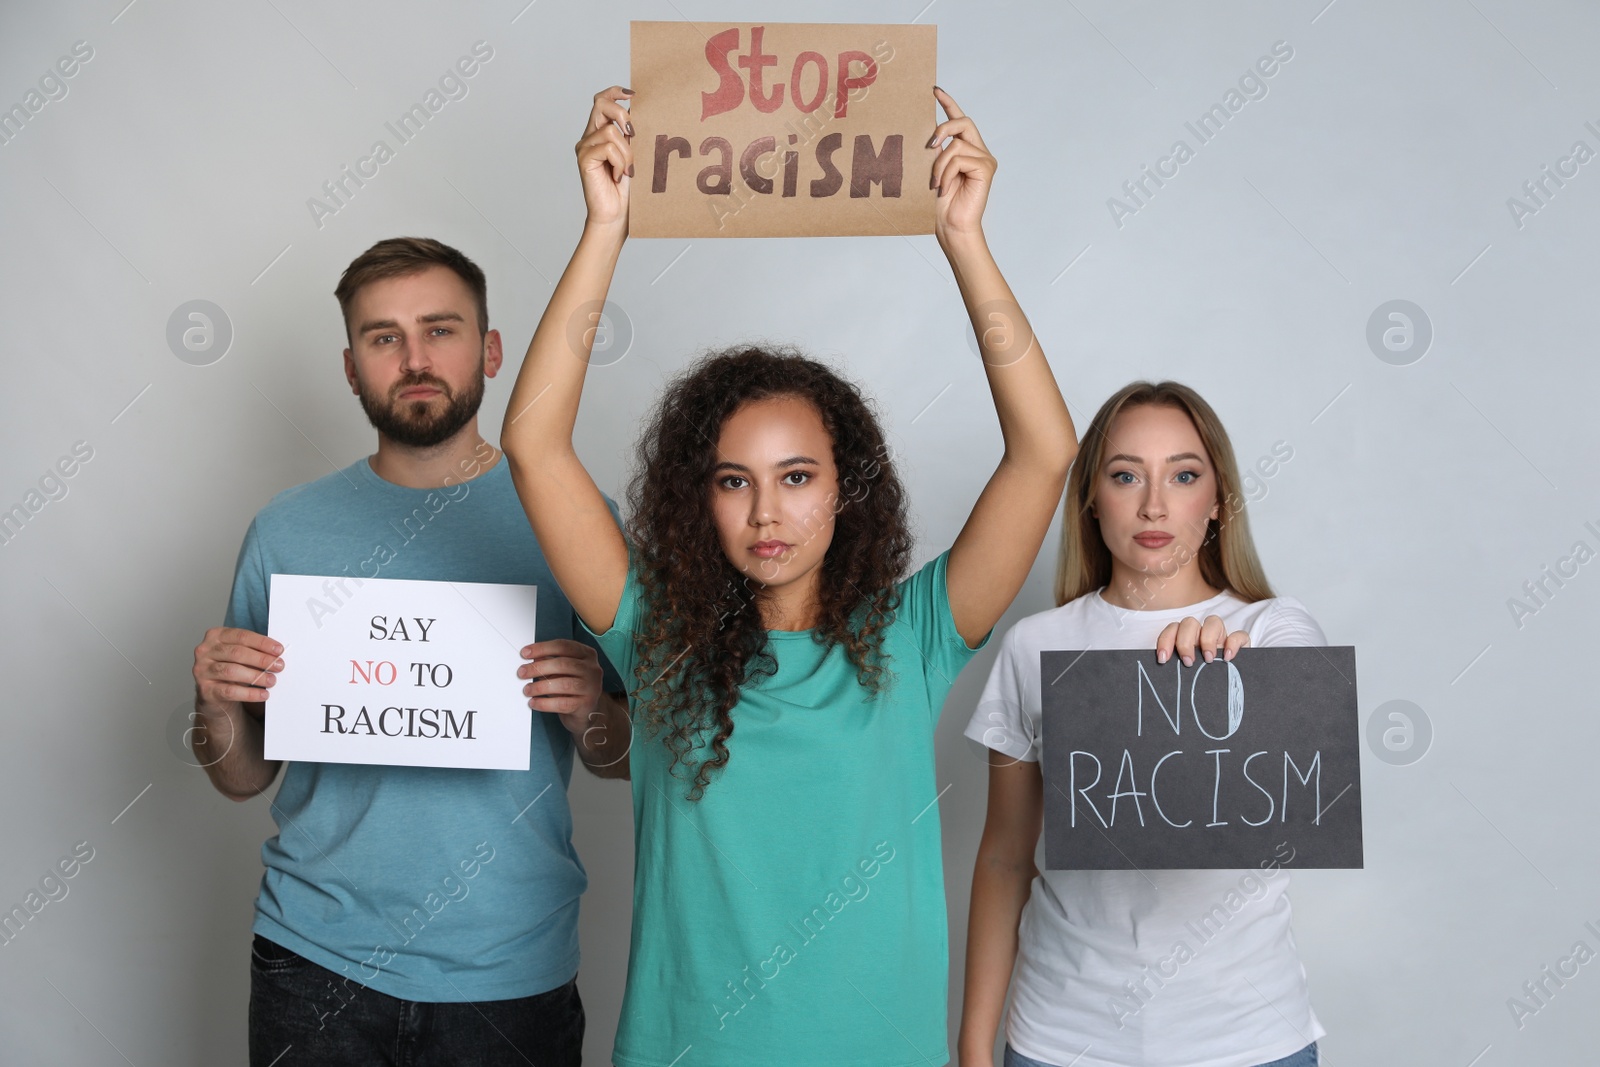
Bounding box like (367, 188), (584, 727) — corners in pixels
(2, 0), (1596, 1063)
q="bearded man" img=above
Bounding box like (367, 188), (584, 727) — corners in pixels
(189, 237), (629, 1066)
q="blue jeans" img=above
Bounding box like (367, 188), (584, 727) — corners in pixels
(1003, 1042), (1318, 1067)
(248, 934), (584, 1066)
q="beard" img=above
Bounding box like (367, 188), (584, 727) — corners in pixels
(357, 364), (485, 448)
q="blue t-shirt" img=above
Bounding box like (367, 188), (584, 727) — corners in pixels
(223, 454), (622, 1002)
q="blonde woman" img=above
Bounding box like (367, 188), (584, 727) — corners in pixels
(958, 381), (1324, 1067)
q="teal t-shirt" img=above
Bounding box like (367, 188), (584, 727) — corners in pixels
(584, 548), (991, 1067)
(224, 455), (622, 1002)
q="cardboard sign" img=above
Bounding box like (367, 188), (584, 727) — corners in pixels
(629, 21), (937, 238)
(1039, 648), (1363, 869)
(264, 574), (537, 770)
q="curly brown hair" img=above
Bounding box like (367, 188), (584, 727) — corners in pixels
(624, 345), (914, 799)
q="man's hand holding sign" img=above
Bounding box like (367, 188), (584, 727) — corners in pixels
(191, 577), (620, 780)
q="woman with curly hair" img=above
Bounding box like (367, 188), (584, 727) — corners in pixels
(503, 85), (1076, 1067)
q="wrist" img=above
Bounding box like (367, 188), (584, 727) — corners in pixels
(938, 226), (990, 260)
(574, 694), (627, 756)
(956, 1020), (998, 1052)
(580, 217), (628, 250)
(956, 1036), (995, 1066)
(195, 695), (242, 722)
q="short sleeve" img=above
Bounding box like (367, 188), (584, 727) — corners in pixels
(1251, 596), (1327, 648)
(573, 493), (628, 693)
(222, 519), (270, 634)
(961, 623), (1039, 762)
(576, 547), (643, 698)
(895, 548), (993, 689)
(572, 611), (625, 692)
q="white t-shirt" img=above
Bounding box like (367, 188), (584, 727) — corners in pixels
(963, 587), (1328, 1067)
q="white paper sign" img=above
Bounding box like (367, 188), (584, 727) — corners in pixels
(264, 574), (537, 770)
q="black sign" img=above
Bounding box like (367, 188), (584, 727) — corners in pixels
(1040, 647), (1362, 870)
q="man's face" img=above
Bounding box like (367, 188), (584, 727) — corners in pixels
(342, 265), (502, 448)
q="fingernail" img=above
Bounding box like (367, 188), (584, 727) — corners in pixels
(625, 122), (634, 136)
(926, 135), (937, 149)
(937, 184), (943, 197)
(1204, 651), (1214, 662)
(1182, 656), (1192, 667)
(626, 163), (634, 177)
(274, 659), (284, 670)
(622, 87), (634, 95)
(934, 85), (944, 94)
(1157, 650), (1167, 664)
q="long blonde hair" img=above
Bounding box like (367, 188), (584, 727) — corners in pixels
(1054, 381), (1275, 607)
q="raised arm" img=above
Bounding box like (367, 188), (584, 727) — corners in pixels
(933, 88), (1078, 648)
(502, 87), (635, 634)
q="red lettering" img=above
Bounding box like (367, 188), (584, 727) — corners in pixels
(834, 51), (877, 118)
(351, 659), (399, 685)
(699, 30), (879, 120)
(738, 26), (783, 113)
(700, 28), (743, 120)
(790, 51), (828, 113)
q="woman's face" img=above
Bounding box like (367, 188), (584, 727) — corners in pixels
(1091, 403), (1220, 589)
(708, 396), (842, 615)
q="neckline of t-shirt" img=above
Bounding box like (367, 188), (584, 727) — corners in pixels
(1090, 586), (1243, 620)
(355, 453), (504, 493)
(765, 627), (820, 640)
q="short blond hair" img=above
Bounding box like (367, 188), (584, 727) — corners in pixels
(334, 236), (488, 343)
